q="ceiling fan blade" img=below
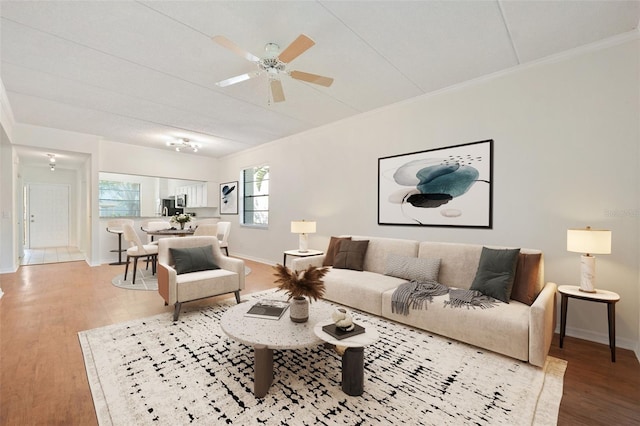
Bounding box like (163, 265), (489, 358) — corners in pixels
(212, 35), (260, 63)
(278, 34), (315, 64)
(289, 70), (334, 87)
(215, 72), (260, 88)
(270, 79), (285, 103)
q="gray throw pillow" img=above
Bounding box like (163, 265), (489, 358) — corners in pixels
(470, 247), (520, 303)
(385, 254), (441, 282)
(333, 240), (369, 271)
(169, 245), (220, 275)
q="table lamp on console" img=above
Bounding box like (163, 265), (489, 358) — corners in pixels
(566, 226), (612, 293)
(291, 220), (316, 253)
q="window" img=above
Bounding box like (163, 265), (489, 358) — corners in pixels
(241, 165), (269, 226)
(99, 180), (140, 217)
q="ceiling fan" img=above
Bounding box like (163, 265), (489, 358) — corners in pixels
(212, 34), (334, 103)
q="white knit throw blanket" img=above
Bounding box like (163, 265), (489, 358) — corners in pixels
(391, 280), (449, 315)
(392, 281), (499, 315)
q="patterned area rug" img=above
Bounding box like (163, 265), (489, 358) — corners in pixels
(111, 266), (252, 291)
(79, 291), (566, 425)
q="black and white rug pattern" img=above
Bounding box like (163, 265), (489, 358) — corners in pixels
(79, 292), (566, 425)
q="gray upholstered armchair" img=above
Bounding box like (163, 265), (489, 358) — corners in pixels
(157, 236), (245, 321)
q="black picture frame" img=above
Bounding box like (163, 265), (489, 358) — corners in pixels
(378, 139), (493, 228)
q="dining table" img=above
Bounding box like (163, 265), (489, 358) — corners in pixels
(146, 228), (196, 238)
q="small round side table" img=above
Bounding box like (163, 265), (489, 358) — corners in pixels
(314, 319), (379, 396)
(558, 285), (620, 362)
(283, 249), (323, 267)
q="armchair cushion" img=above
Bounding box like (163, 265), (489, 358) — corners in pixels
(169, 245), (220, 275)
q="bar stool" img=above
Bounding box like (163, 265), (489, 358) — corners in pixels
(106, 219), (134, 265)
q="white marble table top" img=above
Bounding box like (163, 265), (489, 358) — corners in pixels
(313, 319), (379, 348)
(220, 298), (336, 350)
(558, 285), (620, 301)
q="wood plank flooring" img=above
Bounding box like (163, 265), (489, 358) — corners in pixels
(1, 260), (638, 425)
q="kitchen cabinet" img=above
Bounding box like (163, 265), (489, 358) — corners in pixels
(177, 182), (217, 208)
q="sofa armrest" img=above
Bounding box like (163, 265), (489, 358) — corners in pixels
(158, 262), (178, 305)
(290, 255), (325, 270)
(216, 256), (246, 290)
(528, 281), (557, 367)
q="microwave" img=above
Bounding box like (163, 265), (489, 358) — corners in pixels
(175, 194), (187, 208)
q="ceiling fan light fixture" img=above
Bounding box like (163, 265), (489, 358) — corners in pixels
(213, 33), (333, 104)
(264, 43), (279, 57)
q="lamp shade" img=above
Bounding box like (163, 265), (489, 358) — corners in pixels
(291, 220), (316, 234)
(567, 227), (611, 255)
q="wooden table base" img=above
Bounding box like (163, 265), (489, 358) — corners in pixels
(254, 345), (274, 398)
(342, 347), (365, 396)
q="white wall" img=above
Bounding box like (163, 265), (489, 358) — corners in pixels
(0, 81), (17, 277)
(99, 140), (219, 182)
(221, 39), (639, 352)
(0, 125), (16, 275)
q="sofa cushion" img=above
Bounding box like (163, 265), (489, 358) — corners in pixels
(323, 269), (406, 315)
(352, 236), (419, 274)
(381, 289), (530, 361)
(323, 236), (352, 266)
(169, 245), (219, 275)
(510, 253), (542, 305)
(418, 242), (483, 289)
(470, 247), (520, 303)
(334, 240), (369, 271)
(384, 254), (441, 282)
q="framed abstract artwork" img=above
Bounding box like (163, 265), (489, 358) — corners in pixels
(220, 181), (238, 215)
(378, 139), (493, 228)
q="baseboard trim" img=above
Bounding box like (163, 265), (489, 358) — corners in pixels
(555, 324), (638, 352)
(231, 252), (276, 266)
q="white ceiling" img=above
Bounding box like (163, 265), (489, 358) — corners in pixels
(2, 0), (639, 167)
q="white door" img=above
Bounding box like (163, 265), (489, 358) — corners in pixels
(28, 184), (69, 248)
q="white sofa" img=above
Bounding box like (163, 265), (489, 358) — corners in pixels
(291, 236), (556, 367)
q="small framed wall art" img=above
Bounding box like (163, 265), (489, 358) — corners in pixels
(378, 139), (493, 228)
(220, 181), (238, 215)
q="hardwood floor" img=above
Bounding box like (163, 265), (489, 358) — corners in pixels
(1, 260), (638, 425)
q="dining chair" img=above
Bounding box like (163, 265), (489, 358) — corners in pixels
(193, 218), (218, 227)
(216, 221), (231, 256)
(122, 223), (159, 284)
(141, 220), (171, 244)
(193, 224), (218, 237)
(106, 218), (134, 265)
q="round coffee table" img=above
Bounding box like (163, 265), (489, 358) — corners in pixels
(314, 319), (379, 396)
(220, 297), (335, 398)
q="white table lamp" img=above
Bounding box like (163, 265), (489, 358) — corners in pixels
(567, 226), (611, 293)
(291, 220), (316, 252)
